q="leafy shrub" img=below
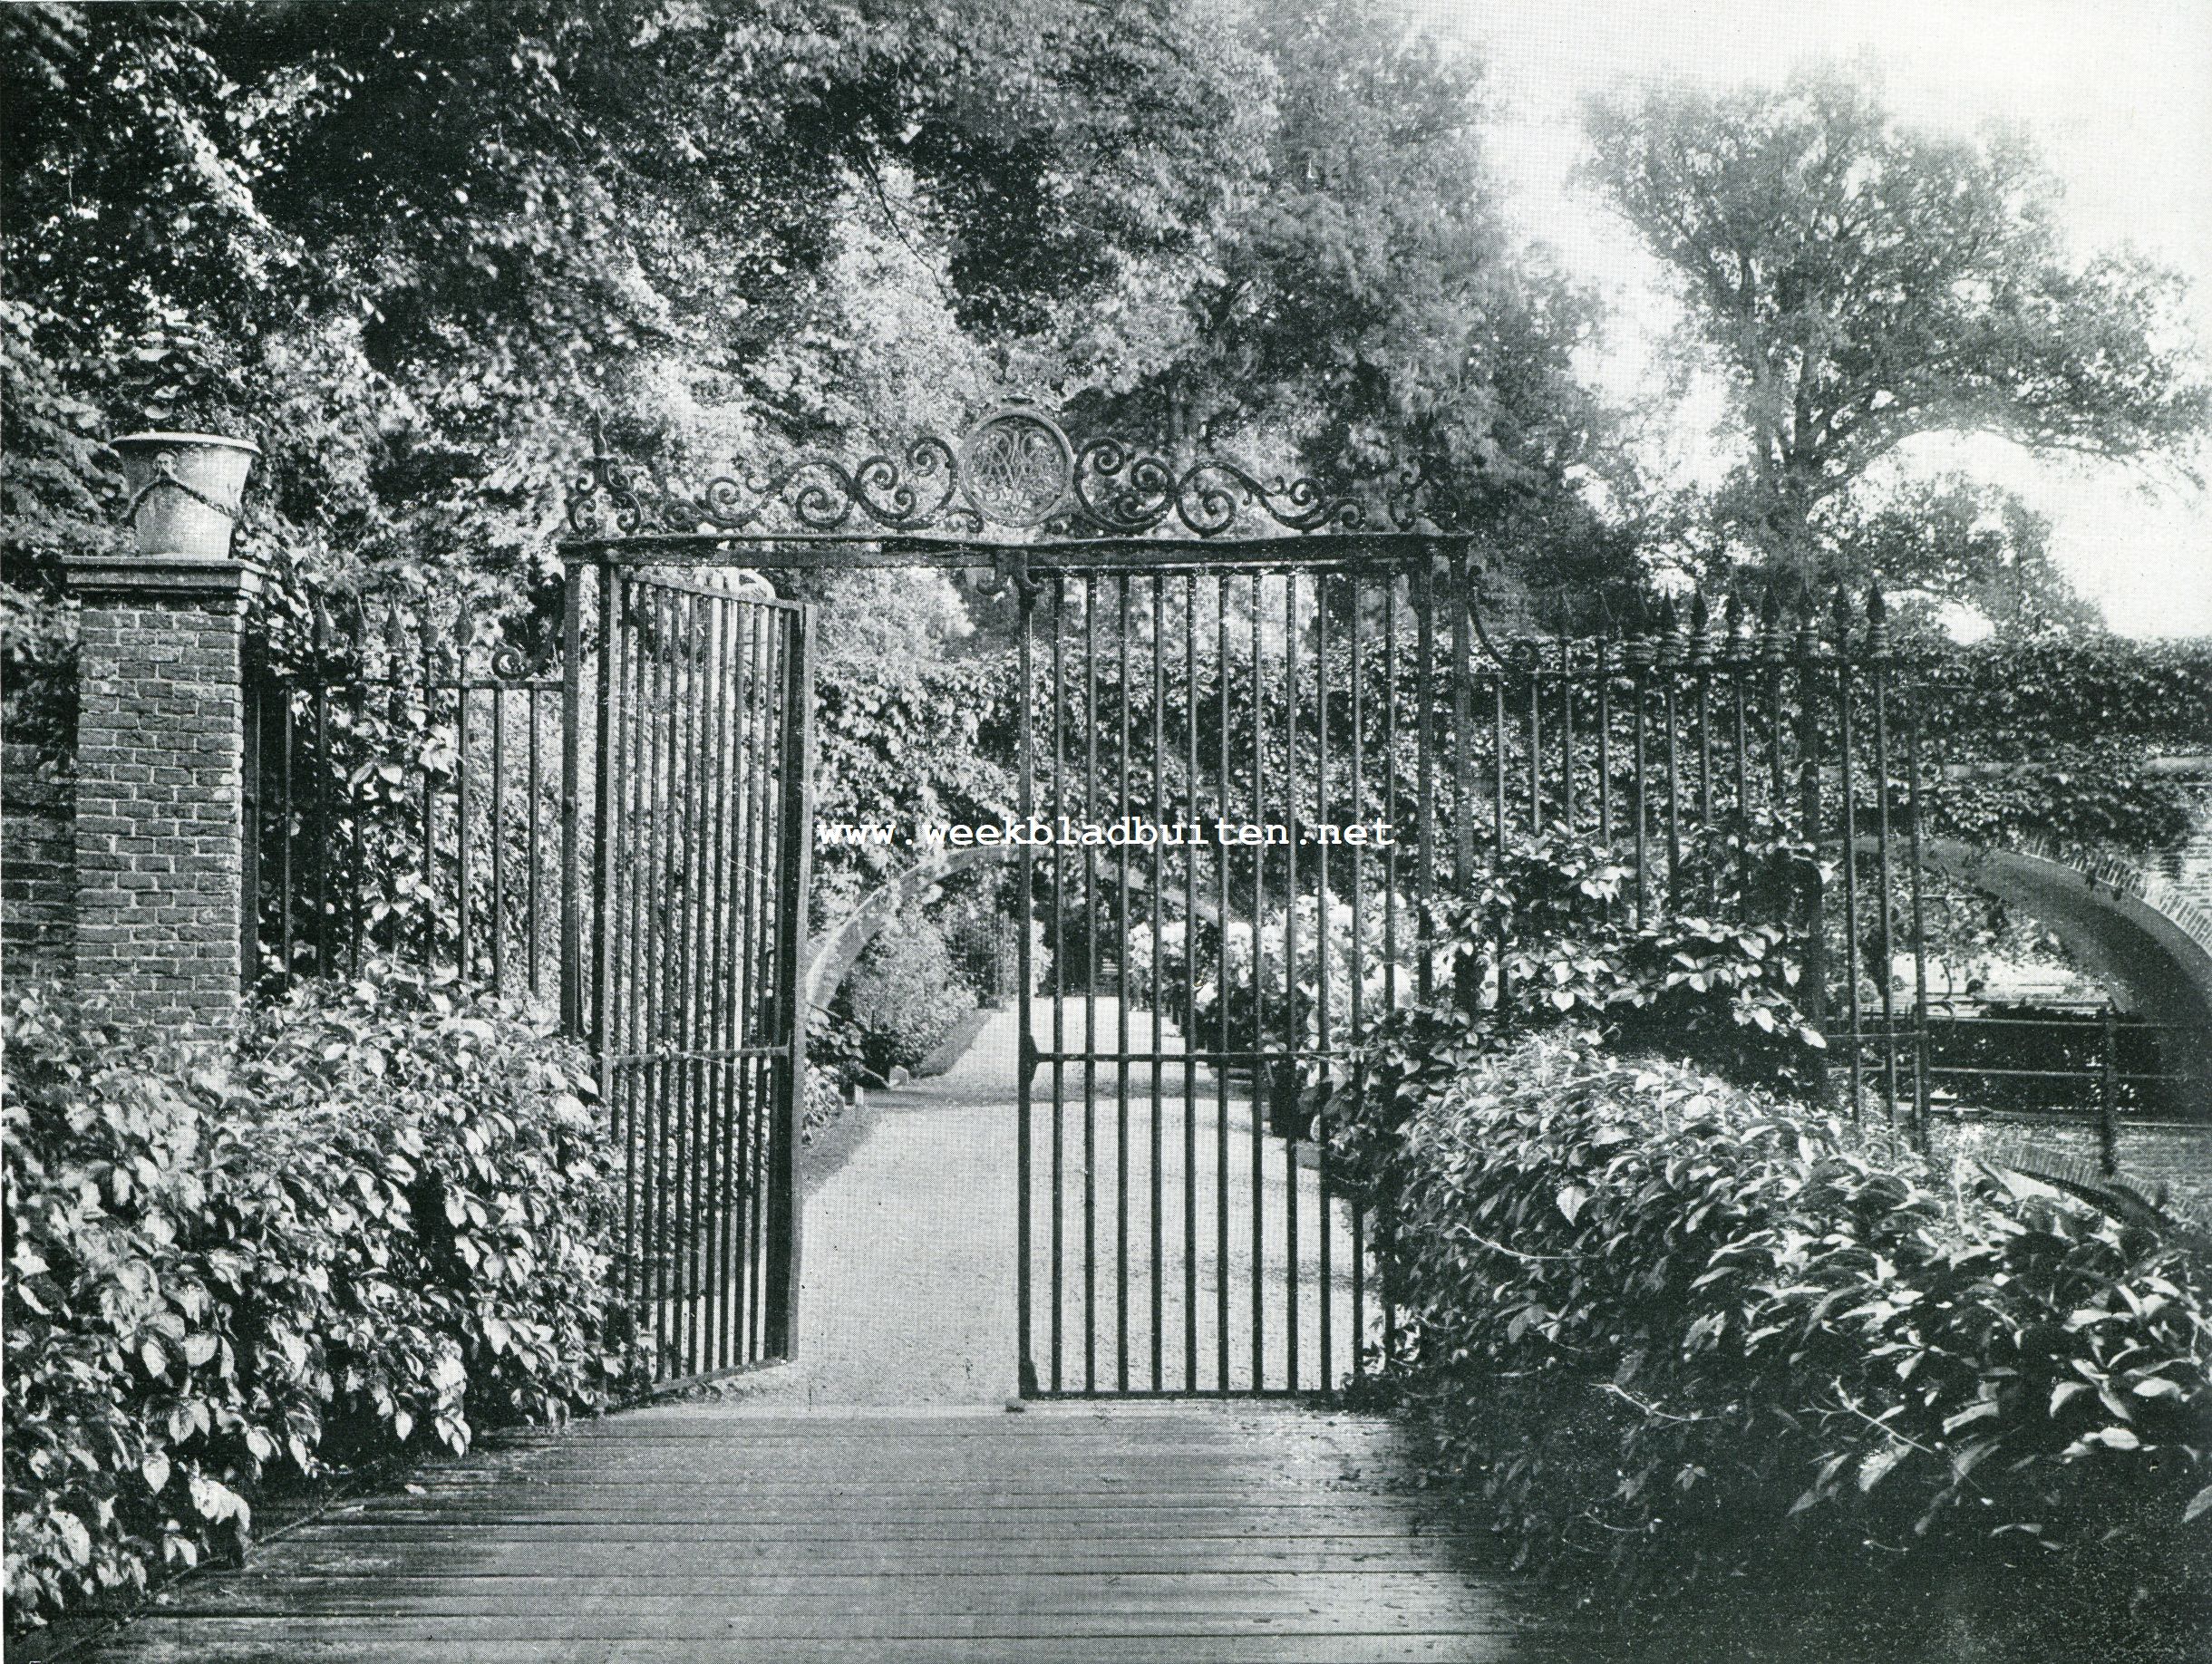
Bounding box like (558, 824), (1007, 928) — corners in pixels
(809, 651), (1017, 926)
(806, 1001), (871, 1085)
(801, 1064), (849, 1144)
(936, 873), (1036, 1006)
(1313, 817), (1829, 1148)
(1330, 1029), (2211, 1643)
(3, 970), (635, 1628)
(835, 916), (977, 1079)
(1149, 889), (1420, 1059)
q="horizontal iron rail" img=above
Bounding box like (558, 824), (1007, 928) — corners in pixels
(563, 532), (1477, 567)
(1922, 1014), (2188, 1033)
(1024, 1388), (1330, 1403)
(1926, 1065), (2184, 1083)
(604, 1046), (792, 1066)
(1934, 1107), (2188, 1124)
(1031, 1047), (1339, 1066)
(257, 672), (564, 693)
(605, 569), (809, 608)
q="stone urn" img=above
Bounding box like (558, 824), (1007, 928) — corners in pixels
(111, 431), (259, 560)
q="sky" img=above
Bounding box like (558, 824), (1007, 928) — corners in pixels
(1405, 0), (2212, 637)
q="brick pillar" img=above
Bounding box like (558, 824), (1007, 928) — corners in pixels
(64, 553), (264, 1043)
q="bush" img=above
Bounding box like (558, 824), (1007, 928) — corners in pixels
(836, 916), (976, 1078)
(1310, 817), (1829, 1146)
(1330, 1029), (2211, 1645)
(1148, 890), (1419, 1059)
(3, 969), (636, 1628)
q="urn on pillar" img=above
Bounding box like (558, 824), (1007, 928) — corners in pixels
(66, 429), (265, 1043)
(110, 431), (260, 561)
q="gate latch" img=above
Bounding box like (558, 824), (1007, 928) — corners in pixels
(975, 545), (1042, 602)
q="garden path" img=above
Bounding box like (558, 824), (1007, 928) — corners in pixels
(744, 996), (1364, 1404)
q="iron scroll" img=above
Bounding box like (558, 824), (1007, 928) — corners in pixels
(566, 403), (1431, 541)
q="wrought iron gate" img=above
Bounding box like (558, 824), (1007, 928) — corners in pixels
(238, 559), (815, 1391)
(1008, 555), (1939, 1398)
(575, 564), (812, 1385)
(551, 406), (1945, 1401)
(1017, 558), (1409, 1398)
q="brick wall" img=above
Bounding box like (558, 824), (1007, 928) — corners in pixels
(66, 558), (258, 1042)
(2152, 777), (2212, 913)
(3, 738), (75, 985)
(1931, 1112), (2212, 1222)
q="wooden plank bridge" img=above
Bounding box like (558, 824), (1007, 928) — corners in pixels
(63, 1404), (1566, 1663)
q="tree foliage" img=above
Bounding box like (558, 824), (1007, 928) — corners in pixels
(1, 0), (1622, 794)
(1583, 63), (2208, 583)
(1, 0), (1256, 592)
(1820, 474), (2102, 639)
(1059, 0), (1614, 600)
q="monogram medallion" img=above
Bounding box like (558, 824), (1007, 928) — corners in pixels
(957, 407), (1074, 528)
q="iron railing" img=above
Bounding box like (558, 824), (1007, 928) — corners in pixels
(244, 583), (573, 1000)
(242, 404), (2208, 1401)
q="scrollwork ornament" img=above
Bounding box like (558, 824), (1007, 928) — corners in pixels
(1070, 439), (1177, 533)
(853, 437), (969, 532)
(564, 404), (1426, 541)
(489, 638), (560, 681)
(1385, 463), (1428, 532)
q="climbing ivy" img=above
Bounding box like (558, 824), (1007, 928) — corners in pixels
(1921, 637), (2212, 856)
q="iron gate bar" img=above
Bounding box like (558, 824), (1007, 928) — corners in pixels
(1346, 572), (1368, 1387)
(1014, 576), (1035, 1398)
(1284, 570), (1299, 1391)
(1159, 570), (1177, 1389)
(1084, 576), (1098, 1391)
(1181, 572), (1200, 1392)
(1315, 573), (1332, 1390)
(697, 593), (728, 1375)
(1906, 683), (1932, 1145)
(1875, 663), (1899, 1118)
(1116, 577), (1131, 1393)
(455, 602), (472, 975)
(1213, 574), (1230, 1395)
(1839, 652), (1864, 1118)
(1254, 573), (1270, 1390)
(768, 602), (811, 1359)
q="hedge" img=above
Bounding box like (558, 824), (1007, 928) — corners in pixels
(1327, 1029), (2211, 1649)
(2, 970), (637, 1628)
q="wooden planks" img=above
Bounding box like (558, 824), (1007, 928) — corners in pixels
(63, 1405), (1560, 1664)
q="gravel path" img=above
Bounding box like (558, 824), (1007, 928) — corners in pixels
(732, 998), (1371, 1408)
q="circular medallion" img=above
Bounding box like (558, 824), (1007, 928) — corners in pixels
(957, 407), (1074, 528)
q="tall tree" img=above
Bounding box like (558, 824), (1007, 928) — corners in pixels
(1822, 475), (2102, 640)
(0, 0), (1254, 586)
(1581, 63), (2208, 581)
(1052, 0), (1609, 602)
